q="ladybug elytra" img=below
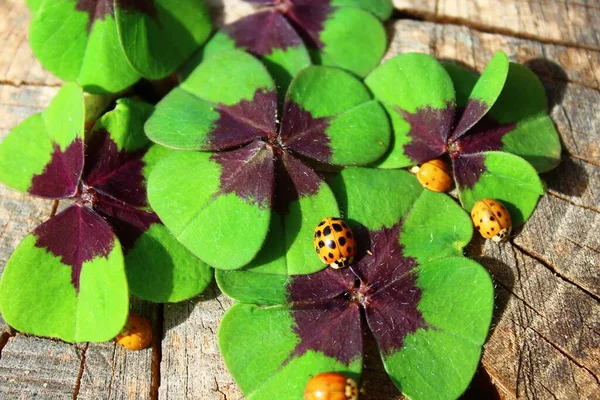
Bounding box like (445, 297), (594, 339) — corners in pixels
(471, 198), (512, 243)
(413, 158), (453, 192)
(115, 313), (153, 350)
(304, 372), (359, 400)
(314, 217), (356, 269)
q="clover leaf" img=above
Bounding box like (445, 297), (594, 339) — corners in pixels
(28, 0), (212, 94)
(365, 51), (560, 226)
(146, 50), (390, 271)
(192, 0), (391, 92)
(217, 168), (494, 400)
(0, 85), (212, 342)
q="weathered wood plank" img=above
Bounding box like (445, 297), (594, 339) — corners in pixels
(477, 244), (600, 399)
(0, 0), (61, 86)
(514, 193), (600, 298)
(159, 283), (242, 400)
(399, 0), (600, 50)
(77, 298), (157, 400)
(0, 335), (83, 399)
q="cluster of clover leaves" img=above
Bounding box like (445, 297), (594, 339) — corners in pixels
(0, 1), (562, 399)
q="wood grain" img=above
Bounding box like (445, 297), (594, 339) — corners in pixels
(0, 1), (598, 400)
(0, 335), (83, 399)
(398, 0), (600, 50)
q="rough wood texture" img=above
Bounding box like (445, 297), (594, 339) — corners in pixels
(0, 335), (84, 399)
(159, 283), (241, 400)
(0, 1), (599, 399)
(397, 0), (600, 50)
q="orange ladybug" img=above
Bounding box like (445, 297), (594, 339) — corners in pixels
(304, 372), (359, 400)
(471, 199), (512, 243)
(314, 217), (356, 269)
(115, 313), (153, 350)
(412, 158), (453, 192)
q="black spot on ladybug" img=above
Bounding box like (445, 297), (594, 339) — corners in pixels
(332, 223), (343, 232)
(486, 232), (490, 235)
(497, 212), (502, 217)
(480, 218), (483, 223)
(425, 182), (429, 186)
(327, 240), (336, 249)
(489, 216), (495, 221)
(323, 226), (332, 236)
(328, 252), (334, 259)
(339, 237), (347, 246)
(491, 227), (495, 231)
(315, 247), (319, 253)
(347, 246), (352, 253)
(346, 232), (353, 239)
(318, 221), (325, 227)
(318, 240), (325, 248)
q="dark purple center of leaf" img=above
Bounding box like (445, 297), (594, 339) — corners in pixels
(82, 129), (148, 208)
(223, 10), (304, 55)
(287, 224), (426, 364)
(452, 153), (487, 190)
(400, 101), (518, 189)
(93, 194), (161, 252)
(272, 152), (321, 215)
(282, 0), (332, 49)
(34, 204), (115, 292)
(279, 100), (332, 163)
(208, 89), (278, 151)
(401, 105), (454, 164)
(210, 140), (275, 209)
(30, 139), (84, 199)
(76, 0), (157, 26)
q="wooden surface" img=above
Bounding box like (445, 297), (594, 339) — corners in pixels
(0, 0), (598, 399)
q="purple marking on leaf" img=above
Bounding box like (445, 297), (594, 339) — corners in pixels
(279, 101), (331, 163)
(30, 139), (84, 199)
(454, 116), (516, 155)
(287, 224), (426, 363)
(450, 99), (489, 141)
(223, 11), (304, 55)
(402, 105), (454, 164)
(208, 89), (278, 151)
(284, 0), (333, 49)
(93, 193), (161, 253)
(76, 0), (157, 24)
(211, 140), (275, 208)
(34, 204), (115, 292)
(291, 299), (363, 364)
(452, 153), (487, 190)
(272, 152), (322, 215)
(289, 259), (356, 302)
(82, 129), (148, 208)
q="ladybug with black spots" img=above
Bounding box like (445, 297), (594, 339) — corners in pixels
(313, 217), (356, 269)
(411, 158), (453, 193)
(471, 198), (512, 243)
(304, 372), (359, 400)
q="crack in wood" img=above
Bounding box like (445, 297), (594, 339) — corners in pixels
(547, 191), (600, 214)
(512, 242), (600, 303)
(528, 326), (600, 384)
(72, 342), (89, 400)
(0, 80), (62, 89)
(394, 9), (600, 52)
(151, 304), (164, 400)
